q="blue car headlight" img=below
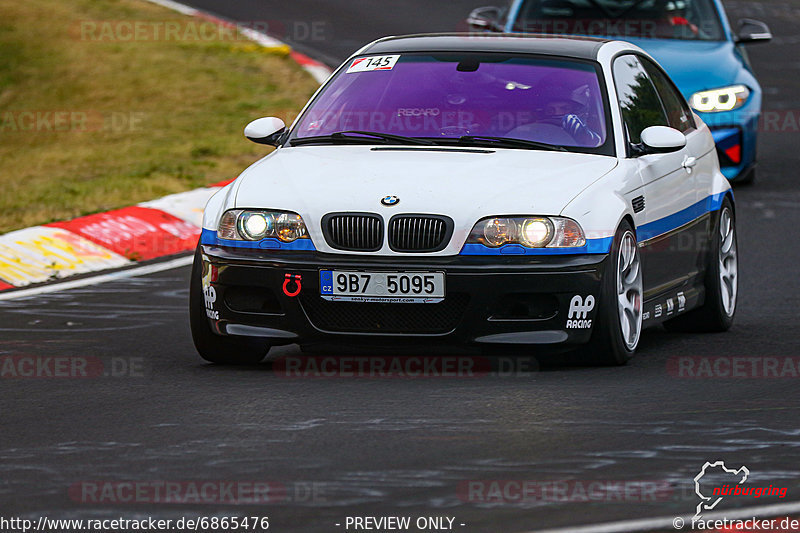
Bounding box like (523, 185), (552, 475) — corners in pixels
(690, 85), (750, 113)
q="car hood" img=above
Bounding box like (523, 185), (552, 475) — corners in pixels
(623, 39), (745, 97)
(233, 145), (618, 255)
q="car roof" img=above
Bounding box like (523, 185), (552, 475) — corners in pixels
(360, 33), (613, 61)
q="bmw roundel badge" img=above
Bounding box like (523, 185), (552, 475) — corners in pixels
(381, 195), (400, 206)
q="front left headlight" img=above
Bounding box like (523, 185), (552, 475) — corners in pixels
(217, 209), (309, 242)
(466, 216), (586, 248)
(690, 85), (750, 113)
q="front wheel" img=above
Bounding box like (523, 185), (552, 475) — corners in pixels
(586, 220), (643, 366)
(664, 198), (737, 332)
(189, 245), (270, 364)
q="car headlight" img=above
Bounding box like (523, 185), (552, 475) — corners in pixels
(690, 85), (750, 113)
(467, 216), (585, 248)
(218, 209), (309, 242)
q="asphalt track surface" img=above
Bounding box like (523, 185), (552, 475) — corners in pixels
(2, 1), (800, 532)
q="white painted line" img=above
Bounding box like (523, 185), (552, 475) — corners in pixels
(303, 64), (335, 85)
(141, 0), (198, 16)
(0, 255), (193, 301)
(141, 0), (333, 82)
(239, 26), (290, 49)
(522, 500), (800, 533)
(139, 187), (219, 227)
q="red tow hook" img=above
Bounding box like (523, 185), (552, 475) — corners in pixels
(282, 273), (302, 297)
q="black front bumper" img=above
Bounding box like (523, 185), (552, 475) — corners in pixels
(200, 245), (608, 350)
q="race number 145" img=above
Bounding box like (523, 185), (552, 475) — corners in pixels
(346, 55), (400, 73)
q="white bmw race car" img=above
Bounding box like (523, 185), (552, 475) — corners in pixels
(191, 34), (738, 365)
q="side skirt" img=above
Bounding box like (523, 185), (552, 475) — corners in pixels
(642, 284), (705, 327)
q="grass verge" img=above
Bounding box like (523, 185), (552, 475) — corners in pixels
(0, 0), (320, 233)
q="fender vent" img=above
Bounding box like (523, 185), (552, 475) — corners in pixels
(632, 195), (646, 213)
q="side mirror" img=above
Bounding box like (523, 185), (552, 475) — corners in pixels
(244, 117), (286, 146)
(735, 18), (772, 44)
(640, 126), (686, 154)
(467, 6), (502, 31)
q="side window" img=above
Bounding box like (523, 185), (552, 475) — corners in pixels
(612, 55), (668, 146)
(640, 57), (695, 133)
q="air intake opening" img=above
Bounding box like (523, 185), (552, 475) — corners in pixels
(224, 286), (283, 314)
(322, 213), (383, 252)
(488, 293), (559, 321)
(388, 214), (453, 252)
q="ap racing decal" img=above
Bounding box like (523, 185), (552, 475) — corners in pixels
(346, 55), (400, 73)
(566, 295), (595, 329)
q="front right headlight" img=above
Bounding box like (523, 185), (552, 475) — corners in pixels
(466, 216), (586, 248)
(217, 209), (309, 242)
(690, 85), (750, 113)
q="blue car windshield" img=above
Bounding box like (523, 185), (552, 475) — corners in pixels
(291, 53), (611, 154)
(513, 0), (725, 41)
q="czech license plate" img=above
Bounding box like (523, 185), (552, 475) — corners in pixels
(319, 270), (445, 303)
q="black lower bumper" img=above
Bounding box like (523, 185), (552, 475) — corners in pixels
(200, 246), (608, 349)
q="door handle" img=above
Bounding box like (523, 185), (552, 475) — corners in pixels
(683, 156), (697, 170)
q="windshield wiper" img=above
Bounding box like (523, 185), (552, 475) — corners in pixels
(291, 132), (568, 151)
(456, 135), (568, 152)
(291, 130), (436, 146)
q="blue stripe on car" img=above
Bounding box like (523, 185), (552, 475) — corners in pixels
(200, 228), (317, 251)
(201, 192), (728, 255)
(460, 238), (614, 256)
(636, 192), (727, 243)
(460, 192), (729, 255)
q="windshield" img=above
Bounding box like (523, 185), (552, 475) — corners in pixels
(290, 53), (612, 154)
(513, 0), (725, 41)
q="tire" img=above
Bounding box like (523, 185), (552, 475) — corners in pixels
(733, 166), (756, 186)
(585, 220), (643, 366)
(664, 198), (737, 333)
(189, 244), (270, 364)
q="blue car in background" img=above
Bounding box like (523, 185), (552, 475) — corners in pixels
(467, 0), (772, 183)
